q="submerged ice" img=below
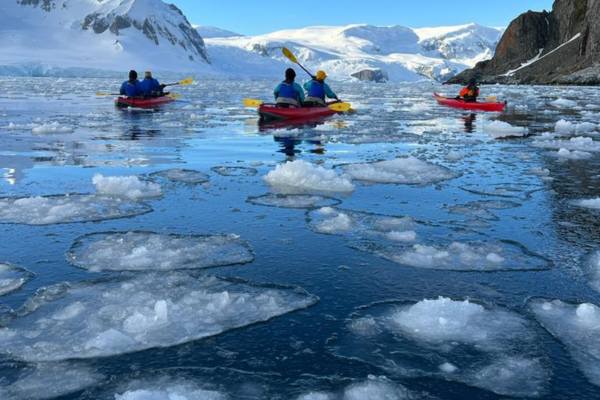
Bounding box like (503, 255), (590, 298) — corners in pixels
(66, 232), (254, 271)
(0, 263), (32, 296)
(0, 273), (317, 362)
(334, 297), (550, 397)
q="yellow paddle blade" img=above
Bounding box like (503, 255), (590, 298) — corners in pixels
(486, 96), (498, 101)
(166, 93), (182, 98)
(328, 102), (351, 112)
(282, 47), (298, 64)
(348, 108), (357, 114)
(95, 91), (117, 96)
(178, 77), (194, 85)
(243, 98), (263, 107)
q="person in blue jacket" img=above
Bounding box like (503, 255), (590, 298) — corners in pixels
(303, 70), (339, 106)
(119, 70), (143, 97)
(274, 68), (305, 107)
(139, 70), (167, 97)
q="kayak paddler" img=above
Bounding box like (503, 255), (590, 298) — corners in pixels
(274, 68), (305, 108)
(458, 77), (480, 103)
(119, 70), (143, 97)
(139, 70), (167, 97)
(303, 70), (339, 107)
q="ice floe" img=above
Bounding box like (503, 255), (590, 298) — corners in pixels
(529, 299), (600, 387)
(66, 232), (254, 272)
(333, 297), (550, 397)
(483, 121), (528, 138)
(150, 168), (210, 184)
(31, 122), (74, 134)
(0, 195), (152, 225)
(550, 98), (578, 108)
(583, 251), (600, 292)
(549, 148), (593, 160)
(93, 174), (162, 200)
(0, 263), (33, 296)
(532, 136), (600, 152)
(264, 160), (354, 195)
(0, 363), (104, 400)
(341, 156), (456, 185)
(555, 119), (597, 133)
(375, 241), (549, 271)
(572, 198), (600, 210)
(247, 194), (340, 209)
(211, 166), (258, 176)
(0, 273), (317, 362)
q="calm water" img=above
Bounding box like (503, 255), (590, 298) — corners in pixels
(1, 77), (600, 399)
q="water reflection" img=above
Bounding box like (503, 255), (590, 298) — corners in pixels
(273, 136), (326, 160)
(462, 113), (476, 133)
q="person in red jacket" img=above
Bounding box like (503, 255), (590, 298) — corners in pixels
(459, 77), (480, 102)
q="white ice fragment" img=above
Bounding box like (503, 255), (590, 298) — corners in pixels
(439, 362), (458, 373)
(483, 121), (528, 138)
(93, 174), (162, 199)
(264, 160), (354, 194)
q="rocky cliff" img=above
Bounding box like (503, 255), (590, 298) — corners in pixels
(447, 0), (599, 85)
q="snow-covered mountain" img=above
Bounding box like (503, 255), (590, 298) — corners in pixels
(0, 0), (503, 81)
(204, 23), (504, 82)
(0, 0), (211, 76)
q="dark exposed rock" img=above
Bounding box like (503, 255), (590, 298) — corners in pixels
(447, 0), (599, 85)
(351, 69), (389, 83)
(17, 0), (54, 12)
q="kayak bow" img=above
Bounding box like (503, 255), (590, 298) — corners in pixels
(258, 104), (342, 121)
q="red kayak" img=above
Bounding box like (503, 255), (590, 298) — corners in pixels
(258, 104), (340, 121)
(116, 96), (175, 108)
(434, 93), (506, 112)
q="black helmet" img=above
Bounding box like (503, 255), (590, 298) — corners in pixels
(129, 70), (138, 80)
(285, 68), (296, 80)
(468, 77), (477, 86)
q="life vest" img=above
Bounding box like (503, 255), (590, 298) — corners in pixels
(307, 81), (325, 99)
(460, 85), (479, 101)
(278, 81), (298, 100)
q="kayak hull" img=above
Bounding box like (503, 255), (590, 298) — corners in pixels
(258, 104), (339, 121)
(434, 93), (505, 112)
(116, 96), (175, 108)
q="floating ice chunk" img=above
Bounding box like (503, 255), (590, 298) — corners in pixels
(342, 156), (455, 185)
(483, 121), (528, 138)
(31, 122), (74, 134)
(525, 167), (550, 177)
(551, 148), (593, 159)
(93, 174), (162, 200)
(555, 119), (597, 133)
(385, 231), (417, 242)
(0, 363), (104, 400)
(114, 379), (227, 400)
(314, 212), (353, 234)
(529, 299), (600, 386)
(572, 198), (600, 210)
(0, 273), (317, 361)
(247, 194), (340, 209)
(550, 98), (578, 108)
(445, 151), (465, 161)
(532, 136), (600, 152)
(0, 263), (32, 296)
(151, 168), (209, 184)
(66, 232), (254, 271)
(264, 160), (354, 195)
(211, 166), (258, 176)
(334, 299), (549, 396)
(343, 380), (411, 400)
(583, 251), (600, 292)
(0, 195), (151, 225)
(377, 241), (548, 271)
(296, 393), (332, 400)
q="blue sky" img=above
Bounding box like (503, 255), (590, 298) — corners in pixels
(171, 0), (554, 35)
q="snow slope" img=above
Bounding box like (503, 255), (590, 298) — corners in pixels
(205, 23), (504, 82)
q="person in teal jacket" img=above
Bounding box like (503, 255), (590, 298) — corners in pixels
(303, 70), (338, 106)
(119, 70), (143, 97)
(274, 68), (305, 107)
